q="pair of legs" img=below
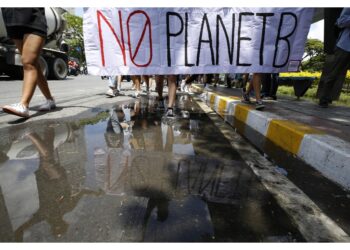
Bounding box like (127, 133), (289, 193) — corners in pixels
(242, 73), (265, 110)
(131, 75), (142, 97)
(14, 34), (54, 107)
(319, 47), (350, 107)
(243, 73), (263, 102)
(106, 75), (122, 97)
(108, 75), (122, 91)
(142, 75), (152, 92)
(155, 75), (177, 109)
(3, 33), (55, 117)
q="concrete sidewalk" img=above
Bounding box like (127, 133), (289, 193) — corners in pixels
(191, 84), (350, 191)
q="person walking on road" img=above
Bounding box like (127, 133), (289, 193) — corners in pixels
(155, 75), (178, 119)
(241, 73), (265, 110)
(318, 8), (350, 108)
(106, 75), (122, 97)
(1, 8), (56, 118)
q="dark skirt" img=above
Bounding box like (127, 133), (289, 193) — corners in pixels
(1, 8), (47, 38)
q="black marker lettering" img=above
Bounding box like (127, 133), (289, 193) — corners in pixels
(273, 12), (297, 68)
(166, 12), (184, 67)
(237, 12), (254, 66)
(196, 13), (215, 66)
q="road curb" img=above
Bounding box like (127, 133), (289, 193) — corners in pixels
(192, 84), (350, 191)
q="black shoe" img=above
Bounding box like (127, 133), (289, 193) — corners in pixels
(319, 101), (328, 108)
(241, 91), (251, 103)
(162, 108), (176, 124)
(165, 108), (174, 118)
(157, 98), (165, 110)
(255, 101), (265, 110)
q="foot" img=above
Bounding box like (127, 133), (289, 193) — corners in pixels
(263, 96), (274, 101)
(133, 91), (141, 98)
(165, 108), (175, 118)
(255, 100), (265, 110)
(157, 98), (165, 110)
(162, 108), (176, 124)
(106, 88), (119, 97)
(319, 101), (329, 108)
(241, 91), (251, 103)
(2, 103), (29, 118)
(38, 99), (56, 111)
(180, 80), (186, 92)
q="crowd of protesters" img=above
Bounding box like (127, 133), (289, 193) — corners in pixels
(1, 8), (349, 119)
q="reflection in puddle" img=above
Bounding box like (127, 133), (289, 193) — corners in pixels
(0, 95), (304, 242)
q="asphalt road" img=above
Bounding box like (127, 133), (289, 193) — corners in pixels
(0, 75), (136, 127)
(0, 75), (349, 242)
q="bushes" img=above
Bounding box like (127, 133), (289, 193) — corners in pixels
(279, 71), (350, 90)
(277, 71), (350, 106)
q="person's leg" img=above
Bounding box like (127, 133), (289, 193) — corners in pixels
(131, 75), (141, 97)
(3, 34), (52, 117)
(320, 48), (350, 106)
(252, 73), (265, 110)
(106, 76), (119, 97)
(20, 34), (48, 107)
(117, 75), (122, 91)
(252, 73), (262, 101)
(167, 75), (177, 109)
(155, 75), (164, 99)
(143, 75), (150, 92)
(108, 76), (116, 89)
(242, 74), (253, 103)
(270, 73), (279, 100)
(260, 73), (271, 98)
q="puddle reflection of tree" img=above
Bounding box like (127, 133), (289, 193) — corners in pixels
(14, 127), (102, 241)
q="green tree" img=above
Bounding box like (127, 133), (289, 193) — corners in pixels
(301, 39), (325, 72)
(64, 12), (85, 65)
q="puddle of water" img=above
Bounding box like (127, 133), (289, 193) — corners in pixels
(0, 95), (304, 242)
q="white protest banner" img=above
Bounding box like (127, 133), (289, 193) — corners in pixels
(83, 8), (314, 75)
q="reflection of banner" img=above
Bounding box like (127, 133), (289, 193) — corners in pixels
(94, 150), (254, 205)
(83, 8), (314, 75)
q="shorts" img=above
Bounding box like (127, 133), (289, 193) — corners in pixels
(6, 26), (47, 39)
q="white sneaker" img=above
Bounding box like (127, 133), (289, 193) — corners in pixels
(2, 103), (29, 118)
(180, 80), (186, 92)
(106, 88), (119, 97)
(38, 99), (56, 111)
(134, 91), (140, 98)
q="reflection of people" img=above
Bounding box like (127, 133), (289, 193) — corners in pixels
(318, 8), (350, 108)
(14, 128), (101, 240)
(1, 8), (56, 118)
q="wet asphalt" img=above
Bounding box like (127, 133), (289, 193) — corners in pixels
(0, 93), (304, 242)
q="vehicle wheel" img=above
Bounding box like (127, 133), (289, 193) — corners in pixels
(4, 65), (23, 79)
(39, 56), (48, 79)
(49, 57), (68, 80)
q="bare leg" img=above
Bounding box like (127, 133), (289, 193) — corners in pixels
(117, 75), (122, 90)
(36, 61), (54, 101)
(252, 73), (262, 102)
(17, 34), (53, 107)
(167, 75), (177, 108)
(143, 75), (150, 92)
(131, 75), (141, 93)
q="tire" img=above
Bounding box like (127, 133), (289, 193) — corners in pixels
(4, 65), (23, 79)
(49, 57), (68, 80)
(39, 56), (48, 79)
